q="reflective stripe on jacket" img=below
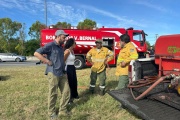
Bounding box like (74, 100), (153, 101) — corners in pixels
(115, 42), (138, 76)
(86, 47), (114, 73)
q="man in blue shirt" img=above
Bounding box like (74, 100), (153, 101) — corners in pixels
(34, 30), (71, 119)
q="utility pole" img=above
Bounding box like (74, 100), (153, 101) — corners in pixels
(44, 0), (47, 27)
(155, 34), (158, 40)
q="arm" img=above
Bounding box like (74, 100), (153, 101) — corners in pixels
(34, 44), (52, 66)
(64, 49), (70, 62)
(34, 52), (52, 65)
(86, 49), (94, 65)
(106, 50), (114, 63)
(122, 47), (138, 67)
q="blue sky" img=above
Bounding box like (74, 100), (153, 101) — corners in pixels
(0, 0), (180, 45)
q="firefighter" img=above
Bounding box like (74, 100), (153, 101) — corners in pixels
(115, 34), (138, 90)
(86, 39), (114, 96)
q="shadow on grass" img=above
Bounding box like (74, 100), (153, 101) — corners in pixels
(56, 89), (93, 120)
(58, 113), (90, 120)
(70, 114), (90, 120)
(67, 80), (118, 109)
(70, 89), (93, 107)
(106, 80), (119, 91)
(0, 75), (11, 81)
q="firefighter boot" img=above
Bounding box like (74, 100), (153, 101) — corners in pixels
(89, 86), (95, 94)
(99, 89), (105, 96)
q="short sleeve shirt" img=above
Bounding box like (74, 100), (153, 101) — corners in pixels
(35, 41), (65, 76)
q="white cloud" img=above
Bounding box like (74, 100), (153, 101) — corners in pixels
(0, 0), (87, 26)
(134, 0), (178, 16)
(77, 4), (147, 28)
(0, 0), (146, 28)
(30, 0), (42, 4)
(0, 0), (42, 14)
(0, 0), (21, 9)
(47, 2), (86, 25)
(136, 0), (167, 12)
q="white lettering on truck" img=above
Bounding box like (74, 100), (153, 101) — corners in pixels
(79, 36), (96, 40)
(67, 36), (96, 40)
(67, 36), (78, 40)
(46, 35), (96, 41)
(46, 35), (55, 40)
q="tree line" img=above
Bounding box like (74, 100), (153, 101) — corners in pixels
(0, 17), (151, 56)
(0, 18), (97, 56)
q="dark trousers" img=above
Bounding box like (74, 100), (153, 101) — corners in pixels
(66, 65), (79, 99)
(89, 70), (106, 91)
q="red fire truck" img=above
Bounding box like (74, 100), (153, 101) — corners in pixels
(41, 26), (147, 69)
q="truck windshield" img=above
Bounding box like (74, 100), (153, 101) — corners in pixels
(133, 32), (144, 42)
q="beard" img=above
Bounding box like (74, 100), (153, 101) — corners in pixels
(59, 40), (64, 46)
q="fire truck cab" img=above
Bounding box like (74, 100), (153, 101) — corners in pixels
(41, 26), (147, 69)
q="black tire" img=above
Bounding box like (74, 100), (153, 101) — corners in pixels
(15, 58), (21, 62)
(74, 56), (85, 69)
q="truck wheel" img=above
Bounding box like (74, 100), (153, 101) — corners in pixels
(74, 56), (85, 69)
(15, 58), (21, 62)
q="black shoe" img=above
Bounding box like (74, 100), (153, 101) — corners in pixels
(68, 101), (73, 105)
(74, 96), (79, 99)
(68, 99), (74, 105)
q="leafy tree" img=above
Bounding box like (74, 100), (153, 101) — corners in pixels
(8, 38), (19, 53)
(54, 22), (71, 29)
(146, 41), (151, 49)
(77, 19), (96, 29)
(15, 23), (26, 55)
(0, 18), (22, 52)
(24, 39), (39, 56)
(28, 21), (46, 41)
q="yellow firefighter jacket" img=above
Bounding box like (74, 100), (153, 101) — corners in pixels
(86, 47), (114, 73)
(115, 42), (138, 76)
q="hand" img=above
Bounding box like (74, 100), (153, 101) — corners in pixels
(104, 60), (108, 65)
(120, 61), (126, 67)
(90, 62), (94, 65)
(46, 60), (52, 66)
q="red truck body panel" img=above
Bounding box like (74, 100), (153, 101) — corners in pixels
(155, 34), (180, 76)
(41, 27), (147, 67)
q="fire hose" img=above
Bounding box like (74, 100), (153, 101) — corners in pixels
(128, 75), (174, 101)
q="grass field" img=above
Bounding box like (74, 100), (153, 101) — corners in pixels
(0, 66), (139, 120)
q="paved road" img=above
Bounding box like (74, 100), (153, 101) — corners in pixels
(0, 60), (46, 66)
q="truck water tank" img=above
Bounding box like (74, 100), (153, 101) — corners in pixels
(155, 34), (180, 75)
(155, 34), (180, 57)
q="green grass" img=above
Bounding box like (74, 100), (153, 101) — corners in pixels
(0, 66), (140, 120)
